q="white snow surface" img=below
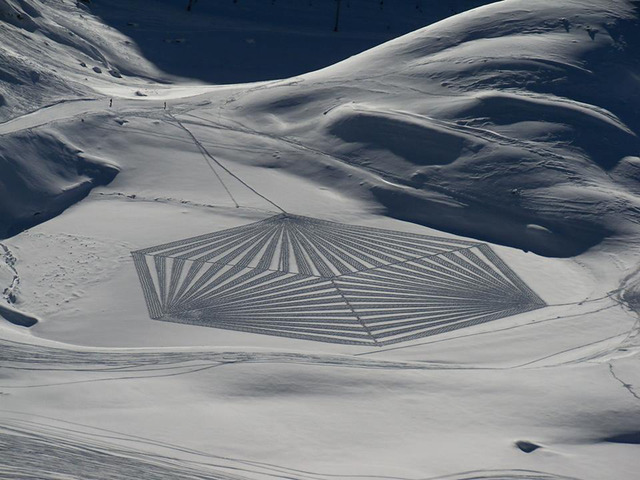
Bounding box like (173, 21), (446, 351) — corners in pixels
(1, 0), (640, 479)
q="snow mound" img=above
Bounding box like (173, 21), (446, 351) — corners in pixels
(0, 127), (119, 237)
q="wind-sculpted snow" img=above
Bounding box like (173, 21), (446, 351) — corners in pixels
(230, 0), (640, 257)
(0, 0), (500, 122)
(132, 214), (545, 345)
(0, 128), (119, 238)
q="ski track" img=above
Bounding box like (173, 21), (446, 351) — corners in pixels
(0, 98), (104, 136)
(0, 291), (632, 390)
(0, 417), (384, 480)
(0, 416), (579, 480)
(0, 337), (460, 376)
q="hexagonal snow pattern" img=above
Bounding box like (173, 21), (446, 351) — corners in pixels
(132, 214), (545, 346)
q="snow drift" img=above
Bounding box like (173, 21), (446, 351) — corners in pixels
(0, 128), (118, 237)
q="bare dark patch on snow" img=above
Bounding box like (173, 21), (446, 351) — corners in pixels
(602, 432), (640, 445)
(0, 302), (38, 327)
(515, 440), (542, 453)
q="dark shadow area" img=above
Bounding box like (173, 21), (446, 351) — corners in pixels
(453, 90), (640, 172)
(603, 432), (640, 445)
(371, 185), (609, 258)
(0, 303), (38, 327)
(88, 0), (499, 83)
(515, 440), (541, 453)
(526, 6), (640, 166)
(0, 130), (119, 240)
(328, 108), (469, 168)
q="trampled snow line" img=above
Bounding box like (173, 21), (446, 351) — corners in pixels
(0, 337), (463, 373)
(132, 214), (545, 346)
(0, 98), (101, 136)
(95, 191), (280, 216)
(165, 113), (240, 209)
(167, 112), (286, 214)
(608, 363), (640, 402)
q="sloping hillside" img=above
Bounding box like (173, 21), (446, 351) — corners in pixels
(0, 0), (498, 122)
(0, 0), (504, 238)
(2, 0), (639, 255)
(223, 0), (640, 255)
(2, 2), (640, 479)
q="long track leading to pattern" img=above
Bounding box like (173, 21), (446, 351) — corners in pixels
(132, 214), (545, 346)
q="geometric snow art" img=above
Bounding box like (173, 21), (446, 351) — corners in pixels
(132, 214), (545, 346)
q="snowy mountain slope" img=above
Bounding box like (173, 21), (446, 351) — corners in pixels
(2, 1), (640, 479)
(210, 0), (640, 256)
(89, 0), (500, 84)
(0, 120), (119, 237)
(0, 0), (499, 123)
(0, 0), (165, 121)
(0, 0), (501, 239)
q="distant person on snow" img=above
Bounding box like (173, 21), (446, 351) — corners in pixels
(109, 98), (113, 108)
(164, 102), (167, 110)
